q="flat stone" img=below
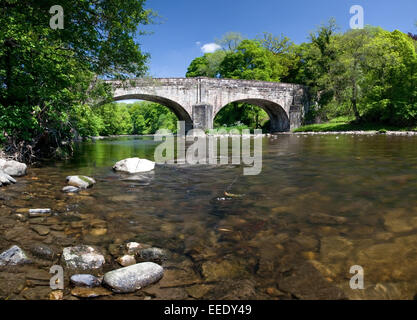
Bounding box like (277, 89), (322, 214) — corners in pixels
(70, 274), (102, 287)
(0, 245), (31, 266)
(62, 245), (105, 270)
(202, 260), (248, 281)
(31, 225), (50, 236)
(71, 287), (112, 298)
(66, 176), (96, 189)
(308, 213), (347, 225)
(113, 158), (155, 174)
(103, 262), (164, 293)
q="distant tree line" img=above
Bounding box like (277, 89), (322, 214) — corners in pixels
(72, 102), (177, 137)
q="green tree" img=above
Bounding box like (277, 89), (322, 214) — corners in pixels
(219, 40), (283, 81)
(186, 51), (226, 78)
(0, 0), (153, 160)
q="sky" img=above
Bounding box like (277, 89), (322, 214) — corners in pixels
(137, 0), (417, 78)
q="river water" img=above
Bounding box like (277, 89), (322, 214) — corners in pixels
(1, 134), (417, 300)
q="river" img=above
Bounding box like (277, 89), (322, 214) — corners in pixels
(1, 134), (417, 299)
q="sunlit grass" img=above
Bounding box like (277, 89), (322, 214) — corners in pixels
(293, 118), (416, 133)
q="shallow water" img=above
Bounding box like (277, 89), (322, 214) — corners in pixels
(2, 134), (417, 300)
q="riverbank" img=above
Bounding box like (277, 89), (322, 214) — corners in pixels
(293, 118), (417, 134)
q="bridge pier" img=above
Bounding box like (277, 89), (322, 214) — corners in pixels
(192, 104), (213, 131)
(289, 105), (304, 130)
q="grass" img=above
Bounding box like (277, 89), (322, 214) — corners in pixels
(293, 116), (417, 133)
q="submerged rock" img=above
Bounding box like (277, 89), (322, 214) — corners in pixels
(61, 245), (105, 270)
(66, 176), (96, 189)
(113, 158), (155, 174)
(71, 287), (112, 298)
(70, 274), (102, 287)
(103, 262), (164, 293)
(139, 247), (169, 262)
(0, 245), (31, 266)
(30, 225), (50, 236)
(0, 170), (16, 186)
(29, 244), (56, 261)
(0, 159), (27, 177)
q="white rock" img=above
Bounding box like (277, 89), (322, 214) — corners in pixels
(103, 262), (164, 293)
(66, 176), (96, 189)
(126, 242), (142, 255)
(62, 245), (105, 270)
(0, 159), (27, 177)
(0, 170), (16, 186)
(117, 255), (136, 267)
(113, 158), (155, 174)
(0, 245), (31, 266)
(62, 186), (80, 193)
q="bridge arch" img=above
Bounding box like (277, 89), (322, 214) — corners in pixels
(113, 93), (193, 129)
(214, 99), (290, 132)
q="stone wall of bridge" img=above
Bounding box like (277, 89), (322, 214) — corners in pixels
(109, 77), (310, 132)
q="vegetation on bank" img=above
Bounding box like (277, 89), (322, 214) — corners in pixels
(0, 0), (154, 161)
(293, 117), (417, 133)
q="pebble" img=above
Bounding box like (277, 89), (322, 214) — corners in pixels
(62, 186), (80, 193)
(70, 274), (102, 287)
(117, 255), (136, 267)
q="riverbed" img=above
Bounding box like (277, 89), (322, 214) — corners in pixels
(1, 134), (417, 300)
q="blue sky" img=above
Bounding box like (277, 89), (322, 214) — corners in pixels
(138, 0), (417, 78)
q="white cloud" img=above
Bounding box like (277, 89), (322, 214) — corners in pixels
(195, 41), (201, 46)
(201, 43), (221, 53)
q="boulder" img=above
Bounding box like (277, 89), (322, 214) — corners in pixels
(0, 159), (27, 177)
(0, 245), (31, 266)
(66, 176), (96, 189)
(103, 262), (164, 293)
(139, 247), (169, 262)
(61, 245), (105, 270)
(113, 158), (155, 174)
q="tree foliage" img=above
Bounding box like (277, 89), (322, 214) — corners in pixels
(0, 0), (153, 160)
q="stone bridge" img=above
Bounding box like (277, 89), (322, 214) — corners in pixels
(107, 77), (310, 132)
